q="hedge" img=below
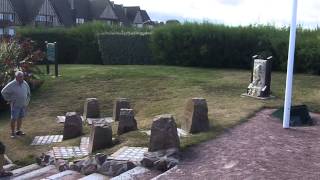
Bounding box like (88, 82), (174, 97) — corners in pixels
(150, 23), (320, 75)
(98, 32), (154, 65)
(17, 21), (149, 64)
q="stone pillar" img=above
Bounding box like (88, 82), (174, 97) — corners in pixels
(113, 98), (130, 121)
(182, 98), (210, 133)
(117, 109), (138, 135)
(88, 124), (113, 153)
(63, 112), (83, 140)
(84, 98), (100, 119)
(149, 114), (180, 152)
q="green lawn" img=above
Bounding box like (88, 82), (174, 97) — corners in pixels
(1, 65), (320, 165)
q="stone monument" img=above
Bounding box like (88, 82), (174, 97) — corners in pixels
(182, 98), (210, 133)
(149, 114), (180, 152)
(113, 98), (131, 121)
(243, 55), (272, 99)
(117, 109), (138, 135)
(63, 112), (83, 140)
(88, 124), (113, 153)
(83, 98), (100, 119)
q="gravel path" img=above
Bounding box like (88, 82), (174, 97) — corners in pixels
(154, 109), (320, 180)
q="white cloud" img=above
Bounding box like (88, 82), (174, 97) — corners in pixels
(113, 0), (320, 28)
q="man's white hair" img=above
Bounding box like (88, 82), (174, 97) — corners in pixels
(15, 71), (24, 77)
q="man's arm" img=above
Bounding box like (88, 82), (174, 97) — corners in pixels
(1, 82), (13, 102)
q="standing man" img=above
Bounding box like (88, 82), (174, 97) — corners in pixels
(1, 71), (30, 138)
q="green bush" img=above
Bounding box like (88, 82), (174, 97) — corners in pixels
(98, 32), (154, 65)
(17, 21), (149, 64)
(150, 23), (320, 75)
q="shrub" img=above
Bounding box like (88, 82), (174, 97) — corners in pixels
(98, 32), (154, 65)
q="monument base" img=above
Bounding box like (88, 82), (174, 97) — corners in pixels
(272, 105), (314, 126)
(241, 93), (275, 100)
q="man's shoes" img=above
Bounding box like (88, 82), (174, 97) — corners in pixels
(16, 130), (26, 136)
(10, 133), (16, 138)
(0, 171), (13, 177)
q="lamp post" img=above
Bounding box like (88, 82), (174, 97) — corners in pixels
(283, 0), (298, 129)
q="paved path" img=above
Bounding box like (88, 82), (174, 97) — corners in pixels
(156, 109), (320, 180)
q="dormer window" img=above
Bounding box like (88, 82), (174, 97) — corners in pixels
(35, 14), (54, 26)
(76, 18), (85, 24)
(0, 13), (14, 22)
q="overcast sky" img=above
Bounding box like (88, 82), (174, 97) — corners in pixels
(113, 0), (320, 28)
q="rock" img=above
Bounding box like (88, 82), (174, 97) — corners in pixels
(81, 164), (98, 175)
(113, 98), (131, 121)
(117, 109), (138, 135)
(95, 153), (107, 165)
(88, 124), (113, 153)
(98, 160), (136, 177)
(149, 114), (180, 152)
(182, 98), (210, 133)
(55, 159), (69, 172)
(36, 153), (54, 166)
(63, 112), (83, 140)
(140, 148), (180, 171)
(84, 98), (100, 119)
(69, 162), (81, 172)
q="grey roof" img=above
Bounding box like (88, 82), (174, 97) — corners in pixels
(140, 10), (150, 22)
(70, 0), (91, 19)
(89, 0), (117, 20)
(124, 6), (140, 22)
(51, 0), (74, 26)
(10, 0), (27, 24)
(23, 0), (45, 23)
(133, 9), (151, 24)
(113, 4), (129, 25)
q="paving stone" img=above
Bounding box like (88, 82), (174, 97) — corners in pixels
(3, 163), (17, 171)
(57, 116), (84, 123)
(79, 173), (109, 180)
(87, 117), (114, 125)
(43, 170), (84, 180)
(141, 128), (189, 138)
(80, 137), (90, 150)
(108, 146), (148, 163)
(31, 135), (63, 145)
(53, 147), (89, 159)
(111, 166), (150, 180)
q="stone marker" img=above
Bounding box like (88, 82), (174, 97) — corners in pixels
(244, 56), (272, 99)
(149, 114), (180, 152)
(99, 160), (136, 177)
(182, 98), (210, 133)
(63, 112), (83, 140)
(84, 98), (100, 119)
(88, 124), (113, 153)
(117, 109), (138, 135)
(113, 98), (131, 121)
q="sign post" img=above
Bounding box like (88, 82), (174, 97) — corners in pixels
(46, 42), (59, 77)
(283, 0), (298, 129)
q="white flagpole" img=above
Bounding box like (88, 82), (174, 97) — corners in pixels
(283, 0), (298, 129)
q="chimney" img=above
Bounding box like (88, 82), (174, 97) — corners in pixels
(110, 1), (114, 8)
(70, 0), (75, 10)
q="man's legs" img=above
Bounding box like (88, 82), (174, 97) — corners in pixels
(17, 118), (22, 132)
(10, 121), (15, 136)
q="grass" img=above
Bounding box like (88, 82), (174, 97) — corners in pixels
(1, 65), (320, 165)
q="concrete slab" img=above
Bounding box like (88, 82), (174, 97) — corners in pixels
(11, 163), (41, 177)
(80, 137), (90, 150)
(31, 135), (63, 145)
(57, 116), (84, 123)
(79, 173), (109, 180)
(43, 170), (84, 180)
(111, 166), (150, 180)
(3, 164), (17, 171)
(87, 117), (114, 125)
(141, 128), (189, 138)
(108, 146), (148, 163)
(12, 165), (58, 180)
(53, 146), (89, 159)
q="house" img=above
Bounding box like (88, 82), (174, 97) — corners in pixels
(0, 0), (153, 36)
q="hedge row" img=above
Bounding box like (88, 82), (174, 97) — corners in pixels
(151, 23), (320, 74)
(98, 32), (154, 65)
(17, 21), (149, 64)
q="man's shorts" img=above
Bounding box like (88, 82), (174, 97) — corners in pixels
(11, 106), (26, 120)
